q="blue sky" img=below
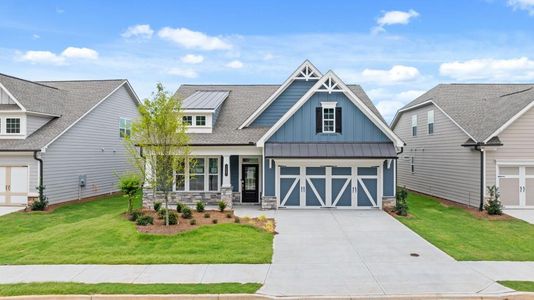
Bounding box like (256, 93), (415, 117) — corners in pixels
(1, 0), (534, 121)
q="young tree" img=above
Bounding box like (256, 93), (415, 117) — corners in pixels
(125, 83), (190, 226)
(119, 174), (142, 214)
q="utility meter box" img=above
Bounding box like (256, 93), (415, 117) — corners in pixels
(79, 175), (87, 187)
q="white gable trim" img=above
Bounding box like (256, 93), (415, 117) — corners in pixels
(391, 100), (477, 142)
(484, 100), (534, 143)
(0, 82), (27, 111)
(238, 60), (322, 129)
(41, 80), (133, 152)
(256, 71), (405, 148)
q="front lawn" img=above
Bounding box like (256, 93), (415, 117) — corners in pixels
(394, 192), (534, 261)
(499, 281), (534, 292)
(0, 282), (261, 296)
(0, 194), (273, 264)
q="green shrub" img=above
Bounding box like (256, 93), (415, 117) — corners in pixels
(394, 186), (409, 217)
(153, 202), (162, 212)
(204, 213), (210, 218)
(234, 217), (240, 223)
(136, 215), (153, 226)
(218, 200), (227, 212)
(31, 185), (49, 211)
(212, 219), (218, 224)
(485, 185), (503, 215)
(118, 174), (142, 214)
(176, 202), (184, 213)
(196, 201), (205, 213)
(157, 208), (168, 219)
(226, 212), (232, 218)
(190, 219), (197, 225)
(181, 206), (192, 219)
(128, 209), (143, 221)
(168, 212), (178, 225)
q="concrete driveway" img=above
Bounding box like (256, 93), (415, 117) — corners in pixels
(0, 206), (23, 216)
(504, 209), (534, 224)
(236, 208), (510, 297)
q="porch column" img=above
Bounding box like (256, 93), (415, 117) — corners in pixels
(222, 155), (231, 188)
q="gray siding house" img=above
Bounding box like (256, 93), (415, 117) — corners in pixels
(0, 73), (140, 206)
(391, 84), (534, 210)
(143, 61), (404, 209)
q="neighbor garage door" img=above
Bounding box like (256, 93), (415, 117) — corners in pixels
(0, 166), (29, 205)
(278, 164), (380, 208)
(498, 164), (534, 208)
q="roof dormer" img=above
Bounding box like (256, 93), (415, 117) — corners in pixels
(181, 90), (229, 133)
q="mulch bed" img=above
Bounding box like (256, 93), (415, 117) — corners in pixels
(132, 209), (276, 235)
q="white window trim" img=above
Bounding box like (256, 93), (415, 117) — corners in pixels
(119, 117), (132, 138)
(0, 114), (27, 139)
(173, 156), (221, 192)
(321, 102), (337, 134)
(195, 115), (207, 127)
(183, 115), (193, 126)
(411, 115), (418, 137)
(5, 117), (21, 135)
(427, 110), (434, 135)
(410, 157), (415, 173)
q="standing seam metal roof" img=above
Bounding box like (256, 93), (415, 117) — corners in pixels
(182, 91), (229, 110)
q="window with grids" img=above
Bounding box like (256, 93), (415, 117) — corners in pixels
(195, 116), (206, 126)
(189, 158), (205, 191)
(411, 157), (415, 173)
(427, 110), (434, 135)
(175, 160), (186, 191)
(208, 158), (219, 191)
(183, 116), (192, 125)
(322, 108), (335, 133)
(411, 115), (417, 137)
(119, 118), (131, 138)
(6, 118), (20, 134)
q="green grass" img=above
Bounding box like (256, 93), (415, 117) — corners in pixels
(0, 282), (261, 296)
(499, 281), (534, 292)
(0, 195), (273, 264)
(394, 192), (534, 261)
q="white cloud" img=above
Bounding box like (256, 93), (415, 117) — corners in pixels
(263, 53), (274, 60)
(361, 65), (421, 84)
(439, 57), (534, 80)
(32, 34), (40, 40)
(19, 47), (99, 65)
(158, 27), (232, 50)
(368, 88), (426, 121)
(122, 24), (154, 39)
(180, 54), (204, 64)
(507, 0), (534, 15)
(373, 9), (419, 33)
(61, 47), (98, 59)
(168, 67), (198, 78)
(20, 51), (65, 65)
(226, 60), (244, 69)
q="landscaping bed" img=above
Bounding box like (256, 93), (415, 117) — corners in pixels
(0, 282), (261, 296)
(392, 191), (534, 261)
(134, 209), (276, 235)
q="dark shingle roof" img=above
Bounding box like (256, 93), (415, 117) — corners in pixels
(397, 84), (534, 142)
(0, 74), (127, 150)
(175, 84), (385, 145)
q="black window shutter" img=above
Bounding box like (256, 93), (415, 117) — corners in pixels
(335, 107), (342, 133)
(315, 107), (322, 133)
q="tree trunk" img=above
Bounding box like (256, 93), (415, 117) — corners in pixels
(164, 192), (169, 226)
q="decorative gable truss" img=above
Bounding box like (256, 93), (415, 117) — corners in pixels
(239, 60), (322, 129)
(257, 70), (405, 147)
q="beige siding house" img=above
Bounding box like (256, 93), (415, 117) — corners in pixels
(392, 84), (534, 210)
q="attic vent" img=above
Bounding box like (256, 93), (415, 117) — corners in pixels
(182, 91), (229, 110)
(500, 87), (533, 98)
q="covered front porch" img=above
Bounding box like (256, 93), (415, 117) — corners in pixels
(142, 145), (264, 209)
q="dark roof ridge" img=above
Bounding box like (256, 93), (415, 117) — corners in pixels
(448, 83), (534, 85)
(0, 72), (59, 90)
(499, 87), (533, 98)
(37, 79), (126, 83)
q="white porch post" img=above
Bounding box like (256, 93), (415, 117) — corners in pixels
(222, 155), (231, 187)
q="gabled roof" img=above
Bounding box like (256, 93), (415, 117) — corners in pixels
(239, 60), (322, 129)
(391, 84), (534, 142)
(174, 83), (383, 145)
(0, 73), (138, 151)
(256, 71), (404, 147)
(182, 91), (229, 111)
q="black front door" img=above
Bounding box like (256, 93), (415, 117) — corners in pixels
(241, 164), (259, 203)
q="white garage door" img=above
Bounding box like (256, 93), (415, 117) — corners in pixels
(277, 163), (381, 208)
(498, 165), (534, 208)
(0, 166), (29, 206)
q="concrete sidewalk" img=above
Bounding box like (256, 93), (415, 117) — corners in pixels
(462, 261), (534, 281)
(0, 264), (270, 284)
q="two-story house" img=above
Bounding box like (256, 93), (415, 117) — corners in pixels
(0, 73), (140, 206)
(143, 61), (404, 209)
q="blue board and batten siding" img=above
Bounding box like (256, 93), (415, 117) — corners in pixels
(251, 80), (317, 127)
(383, 160), (395, 197)
(42, 86), (139, 204)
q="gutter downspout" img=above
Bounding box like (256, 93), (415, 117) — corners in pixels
(33, 151), (43, 199)
(395, 147), (404, 194)
(474, 145), (484, 211)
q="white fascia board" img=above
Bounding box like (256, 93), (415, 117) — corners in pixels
(257, 70), (405, 148)
(0, 82), (26, 111)
(190, 145), (262, 156)
(124, 80), (142, 105)
(391, 100), (477, 142)
(483, 100), (534, 143)
(238, 60), (322, 129)
(183, 109), (215, 114)
(41, 81), (128, 152)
